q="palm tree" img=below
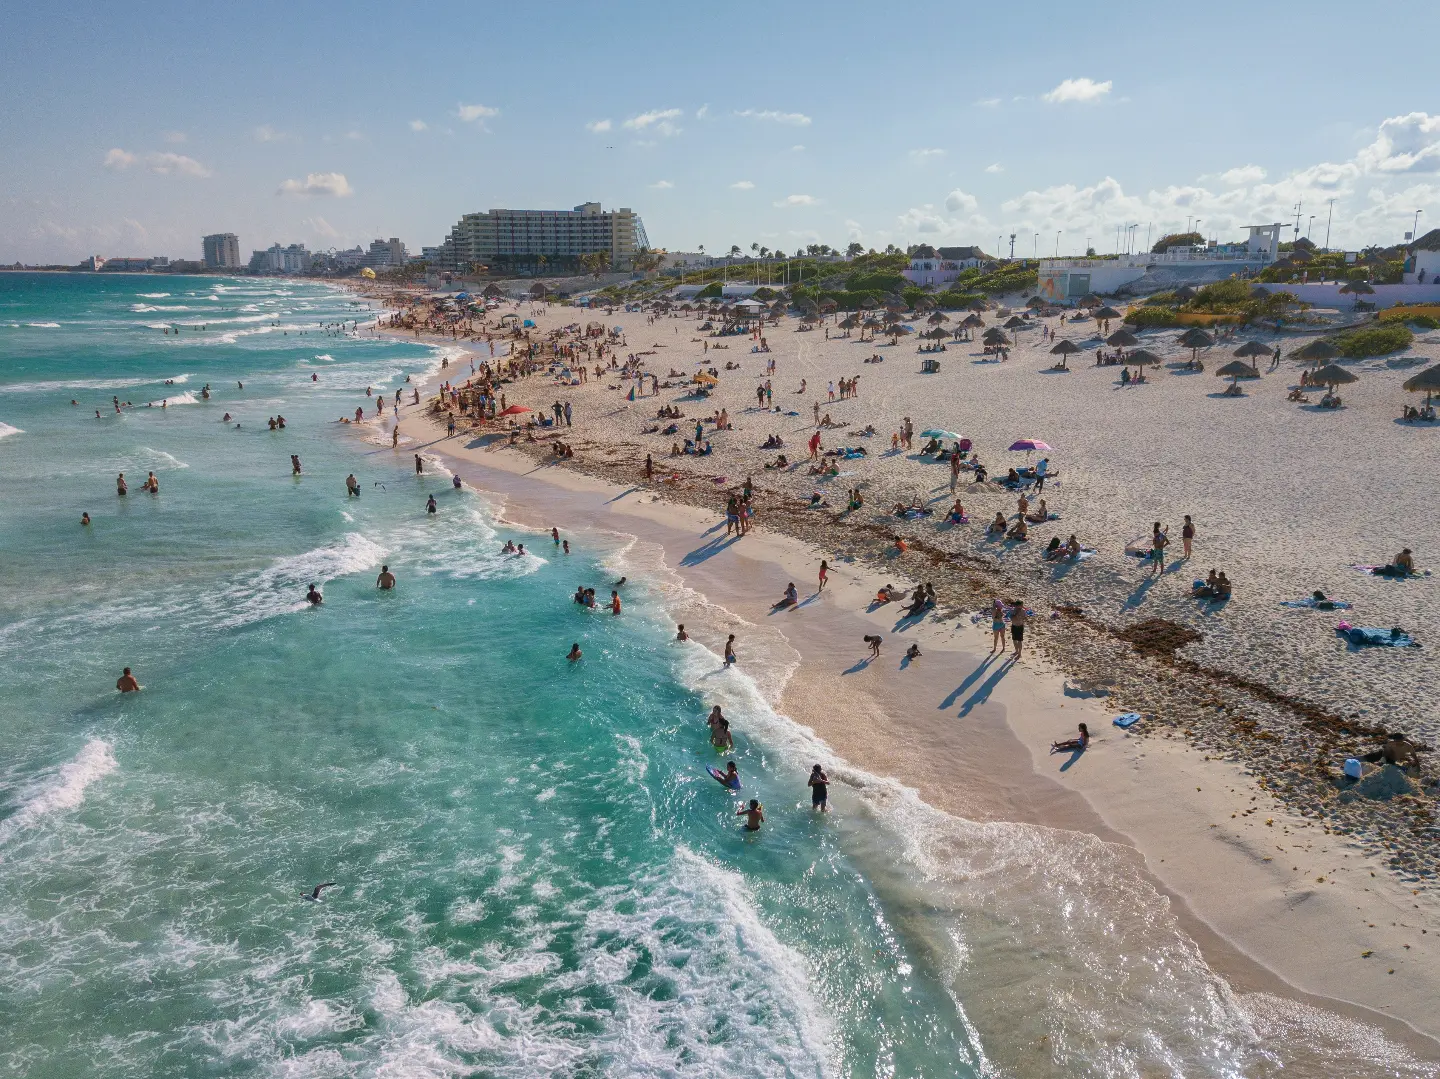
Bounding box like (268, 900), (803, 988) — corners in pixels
(729, 245), (742, 258)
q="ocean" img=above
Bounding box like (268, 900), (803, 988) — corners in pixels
(0, 273), (1428, 1078)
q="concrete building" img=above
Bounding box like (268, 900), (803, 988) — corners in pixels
(1037, 224), (1283, 300)
(248, 243), (313, 274)
(1403, 228), (1440, 284)
(902, 245), (992, 288)
(364, 237), (407, 269)
(433, 202), (649, 273)
(202, 233), (241, 269)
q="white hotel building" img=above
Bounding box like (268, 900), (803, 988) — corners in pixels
(431, 202), (648, 274)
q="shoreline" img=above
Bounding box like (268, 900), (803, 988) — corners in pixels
(401, 418), (1439, 1057)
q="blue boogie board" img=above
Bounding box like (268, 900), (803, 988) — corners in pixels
(707, 765), (741, 790)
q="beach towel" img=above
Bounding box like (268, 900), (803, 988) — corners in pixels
(1113, 712), (1142, 729)
(1340, 625), (1419, 648)
(1280, 597), (1352, 610)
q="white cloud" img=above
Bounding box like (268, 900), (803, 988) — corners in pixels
(985, 163), (1004, 174)
(650, 179), (674, 189)
(585, 118), (612, 133)
(1219, 164), (1265, 185)
(731, 180), (755, 190)
(1357, 111), (1440, 173)
(342, 130), (366, 142)
(791, 144), (805, 152)
(945, 188), (978, 214)
(623, 108), (683, 137)
(696, 104), (709, 120)
(147, 152), (211, 177)
(975, 97), (1001, 108)
(409, 119), (427, 132)
(103, 148), (136, 170)
(252, 124), (296, 143)
(1042, 77), (1113, 104)
(456, 103), (500, 127)
(277, 172), (353, 197)
(303, 215), (340, 239)
(162, 131), (186, 144)
(735, 109), (811, 126)
(910, 148), (945, 162)
(775, 194), (818, 207)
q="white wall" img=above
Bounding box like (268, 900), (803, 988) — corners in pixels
(1281, 281), (1440, 309)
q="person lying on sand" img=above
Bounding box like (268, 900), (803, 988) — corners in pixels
(1051, 723), (1089, 753)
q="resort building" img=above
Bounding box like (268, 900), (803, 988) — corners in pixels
(1037, 224), (1283, 301)
(432, 202), (649, 274)
(364, 237), (407, 269)
(202, 233), (241, 269)
(1403, 229), (1440, 284)
(902, 245), (993, 288)
(248, 243), (313, 274)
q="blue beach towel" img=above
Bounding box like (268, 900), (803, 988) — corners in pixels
(1341, 626), (1419, 648)
(1113, 712), (1142, 729)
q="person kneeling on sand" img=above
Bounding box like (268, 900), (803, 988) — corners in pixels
(1051, 723), (1089, 753)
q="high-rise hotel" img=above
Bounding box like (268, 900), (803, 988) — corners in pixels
(430, 202), (648, 274)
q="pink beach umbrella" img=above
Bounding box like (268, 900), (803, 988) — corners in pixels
(1008, 438), (1051, 455)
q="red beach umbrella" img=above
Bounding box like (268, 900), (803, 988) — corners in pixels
(498, 404), (532, 416)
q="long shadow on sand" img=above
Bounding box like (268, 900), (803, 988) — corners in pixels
(680, 534), (741, 566)
(955, 656), (1016, 716)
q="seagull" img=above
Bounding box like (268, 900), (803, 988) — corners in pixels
(302, 882), (337, 902)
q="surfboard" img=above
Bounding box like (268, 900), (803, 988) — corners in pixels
(706, 765), (741, 789)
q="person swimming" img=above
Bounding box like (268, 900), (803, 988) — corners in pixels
(305, 584), (323, 606)
(116, 667), (141, 692)
(81, 512), (90, 526)
(715, 761), (742, 789)
(675, 624), (689, 640)
(566, 642), (582, 661)
(376, 565), (396, 590)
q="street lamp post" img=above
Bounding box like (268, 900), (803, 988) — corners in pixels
(1055, 231), (1062, 257)
(1324, 199), (1335, 251)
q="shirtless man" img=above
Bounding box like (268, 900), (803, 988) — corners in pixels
(291, 455), (302, 476)
(305, 584), (323, 606)
(116, 667), (141, 692)
(376, 565), (396, 590)
(346, 474), (360, 497)
(675, 624), (689, 641)
(736, 799), (765, 832)
(116, 472), (128, 496)
(567, 642), (583, 661)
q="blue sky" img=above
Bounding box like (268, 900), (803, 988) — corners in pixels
(2, 0), (1436, 263)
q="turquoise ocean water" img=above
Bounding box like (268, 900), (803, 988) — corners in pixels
(0, 274), (1429, 1078)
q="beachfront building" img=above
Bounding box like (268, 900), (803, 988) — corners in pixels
(364, 237), (407, 269)
(248, 243), (313, 274)
(202, 233), (241, 269)
(1037, 224), (1283, 301)
(1403, 228), (1440, 284)
(903, 245), (993, 288)
(431, 202), (649, 274)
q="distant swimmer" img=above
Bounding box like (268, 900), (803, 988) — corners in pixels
(346, 474), (360, 497)
(611, 577), (627, 589)
(302, 882), (337, 902)
(116, 667), (141, 693)
(426, 495), (437, 515)
(675, 624), (689, 641)
(311, 373), (318, 382)
(116, 472), (127, 496)
(291, 455), (302, 475)
(567, 642), (582, 661)
(306, 584), (323, 606)
(562, 540), (570, 555)
(451, 474), (462, 490)
(808, 765), (829, 811)
(552, 527), (560, 545)
(736, 798), (764, 831)
(222, 413), (231, 422)
(81, 512), (91, 526)
(376, 564), (396, 590)
(237, 381), (243, 389)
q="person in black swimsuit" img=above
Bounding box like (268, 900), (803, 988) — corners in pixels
(808, 765), (829, 812)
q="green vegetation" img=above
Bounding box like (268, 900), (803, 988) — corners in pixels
(956, 263), (1039, 294)
(1187, 279), (1251, 310)
(1151, 231), (1203, 254)
(1407, 315), (1440, 330)
(1143, 291), (1177, 306)
(694, 281), (723, 300)
(1329, 323), (1414, 357)
(1124, 306), (1181, 328)
(1257, 245), (1406, 286)
(845, 270), (907, 294)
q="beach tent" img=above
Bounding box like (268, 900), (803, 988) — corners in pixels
(1003, 315), (1027, 329)
(497, 404), (532, 416)
(694, 372), (719, 386)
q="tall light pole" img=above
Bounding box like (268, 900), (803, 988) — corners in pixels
(1308, 215), (1315, 241)
(1194, 220), (1202, 245)
(1033, 232), (1039, 260)
(1055, 230), (1062, 257)
(1413, 209), (1424, 244)
(1324, 199), (1335, 251)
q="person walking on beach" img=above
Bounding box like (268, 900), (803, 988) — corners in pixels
(808, 765), (829, 812)
(818, 559), (829, 592)
(1148, 522), (1169, 577)
(950, 452), (962, 493)
(414, 454), (423, 475)
(1009, 600), (1028, 660)
(644, 453), (653, 481)
(1181, 514), (1195, 559)
(724, 634), (737, 667)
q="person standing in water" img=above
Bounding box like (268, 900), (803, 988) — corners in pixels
(414, 454), (423, 475)
(116, 473), (127, 497)
(736, 799), (764, 832)
(610, 590), (621, 615)
(291, 455), (302, 476)
(426, 495), (437, 515)
(376, 565), (396, 590)
(723, 634), (737, 666)
(116, 667), (141, 692)
(808, 765), (829, 812)
(567, 642), (582, 661)
(346, 474), (360, 497)
(81, 512), (91, 526)
(305, 584), (323, 606)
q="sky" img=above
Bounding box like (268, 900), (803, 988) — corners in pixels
(2, 0), (1437, 264)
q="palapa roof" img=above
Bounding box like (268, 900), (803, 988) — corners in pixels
(1411, 228), (1440, 251)
(1311, 364), (1358, 386)
(1402, 364), (1440, 392)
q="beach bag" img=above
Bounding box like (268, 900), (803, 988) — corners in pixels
(1343, 758), (1364, 780)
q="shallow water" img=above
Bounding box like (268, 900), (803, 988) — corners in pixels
(0, 274), (1430, 1077)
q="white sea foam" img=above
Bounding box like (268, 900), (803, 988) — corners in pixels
(4, 373), (192, 394)
(0, 422), (22, 439)
(145, 391), (197, 406)
(131, 304), (191, 313)
(0, 739), (116, 849)
(139, 448), (189, 470)
(137, 292), (171, 298)
(26, 322), (60, 328)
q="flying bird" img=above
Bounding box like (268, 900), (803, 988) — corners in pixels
(303, 882), (337, 901)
